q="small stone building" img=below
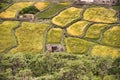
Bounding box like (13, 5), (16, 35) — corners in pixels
(19, 14), (35, 22)
(46, 44), (65, 52)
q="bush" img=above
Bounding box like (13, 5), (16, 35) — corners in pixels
(19, 6), (39, 15)
(0, 52), (119, 79)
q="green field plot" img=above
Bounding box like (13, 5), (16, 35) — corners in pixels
(91, 45), (120, 58)
(67, 21), (90, 36)
(65, 37), (94, 54)
(85, 24), (108, 39)
(0, 21), (18, 53)
(84, 7), (117, 23)
(10, 22), (50, 53)
(34, 2), (50, 10)
(0, 2), (33, 18)
(112, 6), (120, 11)
(38, 2), (71, 18)
(47, 28), (63, 44)
(101, 26), (120, 47)
(52, 7), (83, 27)
(0, 2), (9, 10)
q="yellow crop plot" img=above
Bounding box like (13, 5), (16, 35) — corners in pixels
(34, 2), (50, 10)
(84, 7), (117, 23)
(0, 21), (18, 53)
(65, 37), (94, 54)
(10, 22), (49, 53)
(0, 2), (33, 18)
(102, 26), (120, 47)
(47, 28), (63, 44)
(67, 21), (89, 36)
(52, 7), (83, 27)
(85, 24), (108, 39)
(91, 45), (120, 58)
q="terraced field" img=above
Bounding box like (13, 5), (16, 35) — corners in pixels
(83, 7), (117, 23)
(47, 28), (63, 44)
(0, 21), (19, 53)
(0, 2), (33, 18)
(52, 7), (83, 27)
(9, 22), (50, 53)
(0, 2), (120, 58)
(37, 2), (71, 18)
(67, 21), (90, 36)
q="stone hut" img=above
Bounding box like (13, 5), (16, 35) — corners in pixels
(46, 44), (65, 52)
(75, 0), (120, 5)
(19, 14), (35, 22)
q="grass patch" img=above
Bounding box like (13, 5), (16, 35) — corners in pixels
(91, 45), (120, 58)
(52, 7), (83, 27)
(10, 22), (50, 53)
(47, 28), (63, 44)
(85, 24), (108, 39)
(67, 21), (90, 36)
(0, 21), (18, 52)
(38, 2), (71, 18)
(84, 7), (117, 23)
(34, 2), (50, 10)
(0, 2), (33, 18)
(112, 6), (120, 11)
(102, 26), (120, 47)
(65, 37), (94, 54)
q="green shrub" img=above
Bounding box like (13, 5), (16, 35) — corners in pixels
(19, 6), (39, 15)
(0, 52), (118, 79)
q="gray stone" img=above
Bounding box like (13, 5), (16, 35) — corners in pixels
(46, 44), (65, 52)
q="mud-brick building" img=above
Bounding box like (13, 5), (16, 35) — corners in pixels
(75, 0), (120, 5)
(46, 44), (65, 52)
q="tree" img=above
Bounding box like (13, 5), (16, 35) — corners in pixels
(19, 6), (39, 15)
(109, 57), (120, 79)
